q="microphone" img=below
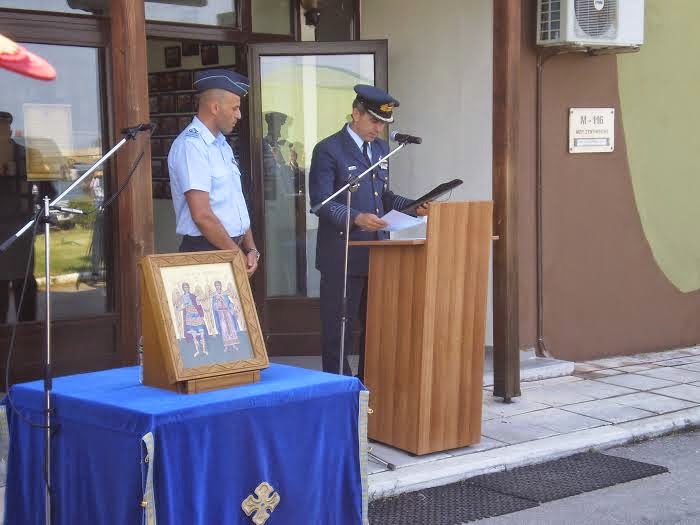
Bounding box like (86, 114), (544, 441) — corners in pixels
(120, 122), (156, 136)
(390, 131), (422, 145)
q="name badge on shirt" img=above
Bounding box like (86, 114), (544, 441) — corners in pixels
(379, 160), (389, 170)
(347, 165), (357, 171)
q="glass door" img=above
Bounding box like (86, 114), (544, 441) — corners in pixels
(247, 41), (388, 357)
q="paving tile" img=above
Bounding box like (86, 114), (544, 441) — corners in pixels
(481, 419), (558, 444)
(482, 396), (551, 417)
(519, 376), (583, 390)
(678, 363), (700, 373)
(614, 364), (661, 373)
(609, 392), (696, 414)
(594, 373), (677, 391)
(575, 369), (624, 380)
(564, 379), (636, 399)
(367, 461), (388, 475)
(516, 384), (596, 407)
(446, 437), (507, 457)
(507, 407), (608, 433)
(367, 441), (450, 469)
(561, 399), (655, 423)
(651, 384), (700, 403)
(654, 356), (700, 367)
(632, 349), (696, 362)
(584, 356), (649, 368)
(638, 366), (700, 384)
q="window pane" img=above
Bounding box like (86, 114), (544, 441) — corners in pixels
(0, 0), (238, 24)
(146, 0), (237, 27)
(252, 0), (292, 35)
(259, 54), (375, 297)
(0, 44), (108, 323)
(0, 1), (90, 15)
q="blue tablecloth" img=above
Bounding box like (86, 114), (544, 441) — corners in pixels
(3, 364), (369, 525)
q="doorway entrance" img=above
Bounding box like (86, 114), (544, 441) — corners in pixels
(246, 40), (388, 357)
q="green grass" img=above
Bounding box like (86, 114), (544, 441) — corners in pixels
(34, 227), (93, 276)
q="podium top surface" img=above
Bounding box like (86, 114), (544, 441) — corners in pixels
(349, 239), (426, 246)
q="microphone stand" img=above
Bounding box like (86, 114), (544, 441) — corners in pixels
(311, 140), (412, 471)
(0, 125), (149, 525)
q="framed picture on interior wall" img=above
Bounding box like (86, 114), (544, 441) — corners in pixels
(175, 70), (192, 90)
(176, 93), (193, 113)
(150, 117), (160, 134)
(151, 159), (162, 180)
(162, 71), (177, 91)
(151, 138), (163, 158)
(164, 45), (182, 69)
(182, 41), (199, 57)
(200, 43), (219, 66)
(177, 116), (192, 132)
(162, 136), (176, 154)
(149, 95), (160, 115)
(148, 73), (160, 92)
(161, 118), (178, 137)
(139, 251), (269, 389)
(159, 94), (176, 114)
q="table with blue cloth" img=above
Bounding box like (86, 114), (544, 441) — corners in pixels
(2, 364), (369, 525)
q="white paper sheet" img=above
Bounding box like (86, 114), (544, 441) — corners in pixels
(380, 210), (426, 232)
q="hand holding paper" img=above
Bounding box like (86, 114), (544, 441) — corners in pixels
(380, 210), (426, 232)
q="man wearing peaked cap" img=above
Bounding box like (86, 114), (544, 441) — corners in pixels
(308, 84), (427, 379)
(168, 69), (261, 275)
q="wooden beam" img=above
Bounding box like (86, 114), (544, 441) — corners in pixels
(110, 0), (154, 366)
(492, 0), (521, 399)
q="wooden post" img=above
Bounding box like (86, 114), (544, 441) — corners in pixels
(492, 0), (521, 400)
(111, 0), (154, 365)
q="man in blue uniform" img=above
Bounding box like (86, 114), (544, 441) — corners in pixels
(168, 69), (260, 275)
(309, 85), (427, 379)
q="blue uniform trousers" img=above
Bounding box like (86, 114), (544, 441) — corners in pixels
(320, 272), (368, 380)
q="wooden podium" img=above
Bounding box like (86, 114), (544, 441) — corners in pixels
(351, 201), (493, 455)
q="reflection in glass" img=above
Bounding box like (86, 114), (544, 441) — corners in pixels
(0, 0), (237, 26)
(146, 0), (237, 27)
(0, 1), (91, 15)
(252, 0), (292, 34)
(0, 43), (107, 323)
(260, 54), (375, 297)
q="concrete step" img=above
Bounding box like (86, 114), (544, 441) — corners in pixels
(482, 347), (575, 387)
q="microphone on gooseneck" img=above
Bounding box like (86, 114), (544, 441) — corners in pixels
(389, 131), (422, 145)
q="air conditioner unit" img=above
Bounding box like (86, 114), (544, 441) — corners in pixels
(536, 0), (644, 48)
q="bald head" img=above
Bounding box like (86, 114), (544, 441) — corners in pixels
(197, 88), (242, 135)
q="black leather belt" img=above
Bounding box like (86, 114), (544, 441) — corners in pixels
(180, 235), (244, 252)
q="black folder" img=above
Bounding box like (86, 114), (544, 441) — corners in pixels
(399, 178), (463, 214)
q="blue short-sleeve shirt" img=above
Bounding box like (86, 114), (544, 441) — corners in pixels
(168, 116), (250, 237)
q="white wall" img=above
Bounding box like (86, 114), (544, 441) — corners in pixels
(362, 0), (494, 345)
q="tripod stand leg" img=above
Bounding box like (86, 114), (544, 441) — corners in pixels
(368, 448), (396, 471)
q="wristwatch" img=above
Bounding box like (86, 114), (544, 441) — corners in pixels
(246, 247), (261, 261)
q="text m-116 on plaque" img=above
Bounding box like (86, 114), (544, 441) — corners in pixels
(569, 108), (615, 154)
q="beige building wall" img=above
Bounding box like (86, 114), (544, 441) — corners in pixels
(362, 0), (494, 345)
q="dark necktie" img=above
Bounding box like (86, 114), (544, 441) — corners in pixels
(362, 141), (371, 165)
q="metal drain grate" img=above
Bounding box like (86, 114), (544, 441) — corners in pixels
(369, 452), (668, 524)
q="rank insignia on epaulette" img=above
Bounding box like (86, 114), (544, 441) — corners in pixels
(185, 128), (198, 135)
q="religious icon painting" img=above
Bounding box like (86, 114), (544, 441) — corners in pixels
(139, 250), (268, 389)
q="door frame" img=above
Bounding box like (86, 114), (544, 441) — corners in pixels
(246, 40), (388, 356)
